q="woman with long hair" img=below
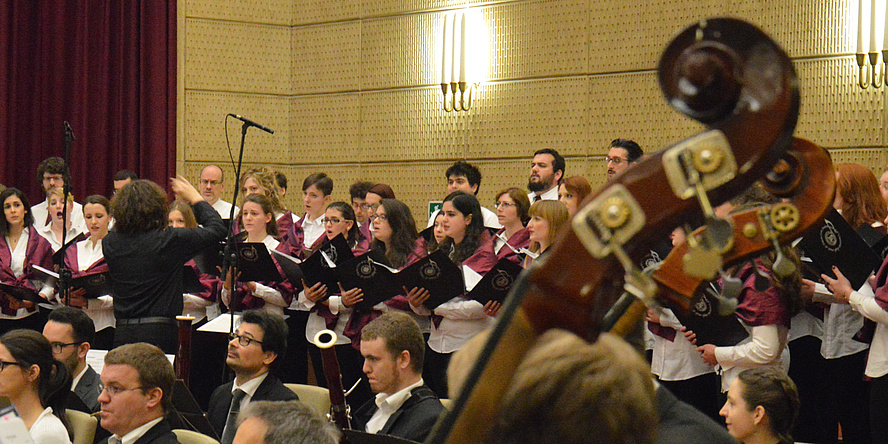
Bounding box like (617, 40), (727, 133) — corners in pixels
(239, 167), (293, 240)
(558, 175), (592, 218)
(524, 200), (569, 268)
(59, 195), (115, 350)
(0, 329), (72, 444)
(103, 177), (226, 354)
(818, 165), (888, 444)
(221, 193), (294, 316)
(492, 188), (530, 264)
(720, 367), (799, 444)
(408, 191), (499, 397)
(299, 201), (372, 405)
(35, 187), (84, 252)
(0, 188), (54, 333)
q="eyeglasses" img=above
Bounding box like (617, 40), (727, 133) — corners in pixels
(494, 201), (516, 209)
(49, 341), (81, 354)
(0, 360), (22, 372)
(605, 156), (627, 165)
(229, 332), (263, 347)
(370, 214), (388, 222)
(353, 203), (372, 211)
(322, 217), (343, 225)
(99, 383), (146, 397)
(199, 179), (221, 187)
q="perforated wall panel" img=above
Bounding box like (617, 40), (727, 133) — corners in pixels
(294, 1), (360, 26)
(185, 19), (292, 95)
(185, 0), (292, 26)
(289, 93), (362, 164)
(292, 22), (361, 94)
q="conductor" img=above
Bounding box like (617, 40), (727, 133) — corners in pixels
(103, 176), (226, 354)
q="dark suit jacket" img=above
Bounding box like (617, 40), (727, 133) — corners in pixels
(351, 385), (445, 443)
(74, 364), (102, 413)
(206, 374), (299, 436)
(656, 386), (738, 444)
(99, 418), (180, 444)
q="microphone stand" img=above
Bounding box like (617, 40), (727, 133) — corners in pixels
(58, 122), (75, 306)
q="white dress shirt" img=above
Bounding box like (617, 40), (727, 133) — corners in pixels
(365, 378), (425, 434)
(713, 323), (790, 391)
(527, 186), (559, 202)
(36, 223), (84, 252)
(649, 309), (714, 381)
(413, 297), (494, 354)
(231, 372), (270, 410)
(821, 302), (869, 359)
(77, 238), (115, 331)
(211, 199), (238, 219)
(31, 200), (85, 231)
(301, 213), (326, 249)
(849, 288), (888, 378)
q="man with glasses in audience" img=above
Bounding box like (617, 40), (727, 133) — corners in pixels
(31, 156), (86, 231)
(43, 307), (102, 413)
(208, 310), (298, 444)
(200, 164), (239, 218)
(97, 343), (180, 444)
(605, 138), (643, 181)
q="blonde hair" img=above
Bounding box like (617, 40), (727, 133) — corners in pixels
(240, 167), (286, 214)
(46, 187), (74, 203)
(528, 200), (569, 252)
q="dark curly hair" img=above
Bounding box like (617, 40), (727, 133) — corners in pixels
(110, 180), (168, 234)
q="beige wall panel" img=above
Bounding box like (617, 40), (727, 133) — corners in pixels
(588, 72), (705, 157)
(185, 19), (291, 95)
(483, 0), (589, 81)
(588, 0), (727, 73)
(466, 77), (589, 159)
(181, 161), (241, 199)
(289, 93), (362, 164)
(794, 57), (885, 148)
(360, 14), (443, 89)
(185, 91), (289, 164)
(362, 0), (463, 19)
(828, 149), (888, 172)
(292, 22), (361, 94)
(361, 87), (469, 161)
(363, 161), (451, 224)
(728, 0), (853, 57)
(272, 163), (368, 211)
(185, 0), (292, 26)
(294, 1), (360, 26)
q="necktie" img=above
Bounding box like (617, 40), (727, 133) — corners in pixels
(220, 388), (246, 444)
(534, 194), (542, 203)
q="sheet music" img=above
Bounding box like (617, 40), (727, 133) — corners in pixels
(463, 265), (483, 292)
(197, 313), (242, 333)
(86, 349), (175, 376)
(320, 251), (336, 268)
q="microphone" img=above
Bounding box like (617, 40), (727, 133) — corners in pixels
(64, 121), (75, 141)
(228, 114), (274, 134)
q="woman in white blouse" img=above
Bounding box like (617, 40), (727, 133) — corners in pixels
(36, 187), (84, 252)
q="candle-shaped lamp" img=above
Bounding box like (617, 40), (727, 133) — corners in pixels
(859, 0), (866, 54)
(459, 12), (467, 83)
(441, 14), (448, 85)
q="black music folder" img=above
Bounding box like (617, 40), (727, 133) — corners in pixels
(466, 258), (524, 305)
(32, 264), (113, 298)
(270, 249), (305, 288)
(234, 242), (284, 283)
(193, 240), (225, 276)
(797, 208), (883, 290)
(0, 282), (45, 303)
(51, 233), (85, 266)
(670, 289), (749, 347)
(400, 249), (465, 310)
(337, 250), (402, 311)
(857, 224), (888, 260)
(301, 234), (354, 290)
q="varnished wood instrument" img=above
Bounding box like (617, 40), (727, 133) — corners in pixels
(176, 315), (195, 387)
(426, 18), (805, 444)
(313, 329), (351, 432)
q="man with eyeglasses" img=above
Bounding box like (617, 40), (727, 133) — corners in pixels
(349, 181), (375, 237)
(42, 307), (102, 413)
(97, 342), (180, 444)
(200, 165), (239, 218)
(31, 156), (87, 231)
(605, 139), (643, 181)
(208, 310), (298, 444)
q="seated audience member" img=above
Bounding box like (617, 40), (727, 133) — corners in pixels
(558, 175), (592, 218)
(352, 312), (445, 442)
(31, 157), (85, 230)
(428, 160), (501, 229)
(208, 310), (298, 444)
(200, 164), (238, 218)
(234, 400), (339, 444)
(365, 183), (395, 209)
(605, 138), (643, 181)
(527, 148), (564, 202)
(43, 307), (102, 413)
(449, 329), (656, 444)
(492, 188), (531, 263)
(721, 367), (800, 444)
(0, 329), (72, 444)
(98, 343), (180, 444)
(112, 170), (138, 193)
(36, 186), (84, 251)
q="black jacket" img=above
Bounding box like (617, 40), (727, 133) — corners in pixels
(74, 364), (102, 413)
(99, 418), (180, 444)
(351, 385), (445, 443)
(206, 374), (299, 436)
(656, 386), (738, 444)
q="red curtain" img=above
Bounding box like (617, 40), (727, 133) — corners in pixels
(0, 0), (176, 205)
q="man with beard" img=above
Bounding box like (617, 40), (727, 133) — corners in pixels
(606, 139), (643, 181)
(208, 310), (298, 444)
(42, 307), (102, 413)
(527, 148), (564, 202)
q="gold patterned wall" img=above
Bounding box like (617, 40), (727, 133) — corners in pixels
(178, 0), (888, 224)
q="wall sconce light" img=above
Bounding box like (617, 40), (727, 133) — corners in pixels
(856, 0), (888, 88)
(441, 12), (477, 112)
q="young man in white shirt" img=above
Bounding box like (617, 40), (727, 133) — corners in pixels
(31, 157), (85, 231)
(427, 160), (500, 229)
(352, 312), (445, 442)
